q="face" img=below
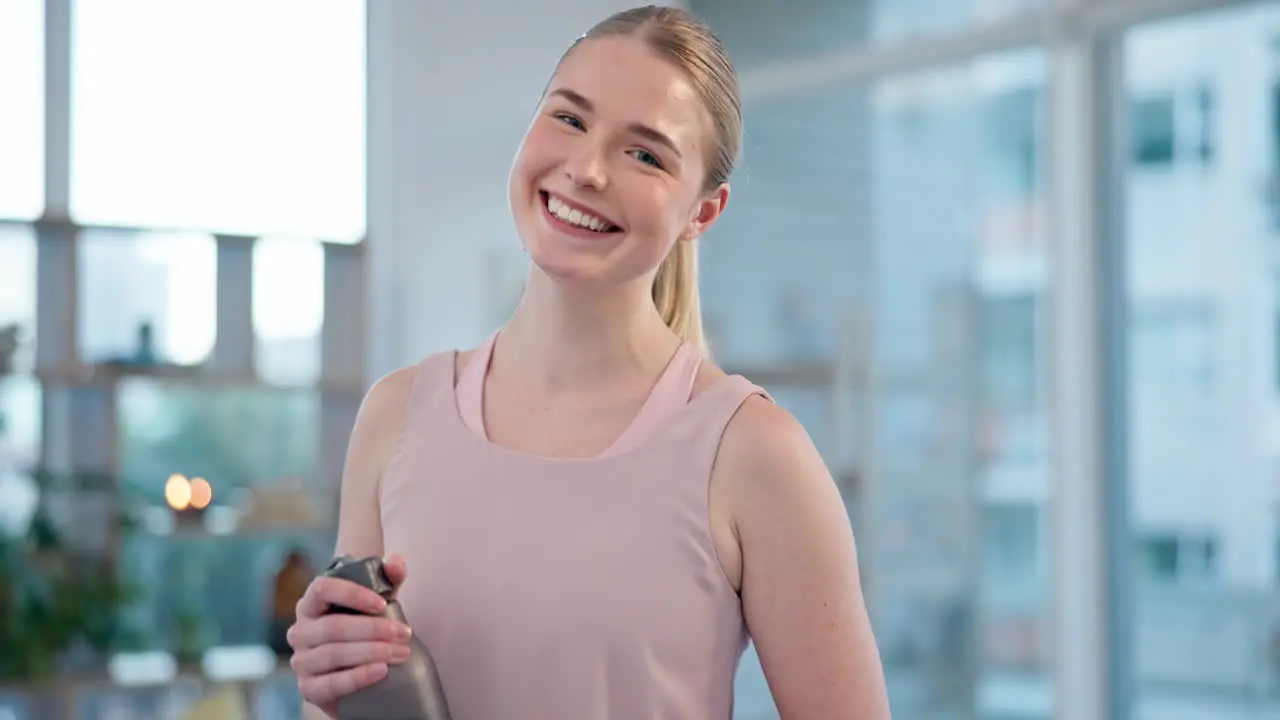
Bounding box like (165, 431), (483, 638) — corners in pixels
(508, 36), (729, 288)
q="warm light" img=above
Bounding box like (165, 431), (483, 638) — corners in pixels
(189, 477), (212, 510)
(165, 473), (191, 511)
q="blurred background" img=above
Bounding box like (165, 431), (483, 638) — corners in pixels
(0, 0), (1274, 718)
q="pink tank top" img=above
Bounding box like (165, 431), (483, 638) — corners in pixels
(379, 333), (768, 719)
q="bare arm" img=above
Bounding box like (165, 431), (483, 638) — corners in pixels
(302, 366), (417, 720)
(721, 397), (890, 719)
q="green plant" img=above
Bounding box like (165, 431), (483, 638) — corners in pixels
(0, 468), (143, 681)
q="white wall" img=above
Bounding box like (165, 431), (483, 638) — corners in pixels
(364, 0), (680, 379)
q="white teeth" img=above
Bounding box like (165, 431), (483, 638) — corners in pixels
(547, 195), (612, 232)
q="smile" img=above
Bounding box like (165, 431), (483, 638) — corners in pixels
(540, 191), (622, 235)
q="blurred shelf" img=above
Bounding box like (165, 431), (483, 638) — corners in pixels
(33, 362), (366, 396)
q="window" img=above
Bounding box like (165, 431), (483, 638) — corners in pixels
(1137, 533), (1219, 584)
(70, 1), (366, 241)
(0, 227), (37, 373)
(117, 381), (319, 499)
(0, 0), (44, 220)
(1139, 535), (1180, 580)
(77, 230), (217, 367)
(253, 238), (324, 387)
(1193, 85), (1214, 164)
(115, 381), (322, 651)
(701, 48), (1051, 719)
(0, 226), (40, 535)
(690, 0), (1043, 72)
(1131, 95), (1177, 166)
(984, 503), (1040, 584)
(980, 294), (1040, 415)
(1271, 82), (1280, 232)
(0, 374), (41, 541)
(117, 529), (332, 652)
(1130, 85), (1216, 169)
(983, 85), (1040, 203)
(0, 376), (41, 473)
(1273, 77), (1280, 166)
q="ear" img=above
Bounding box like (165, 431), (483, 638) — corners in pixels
(680, 183), (730, 242)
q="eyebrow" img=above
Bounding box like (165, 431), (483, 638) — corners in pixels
(548, 87), (683, 160)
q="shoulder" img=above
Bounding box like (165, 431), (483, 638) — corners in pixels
(347, 364), (421, 462)
(692, 361), (817, 482)
(359, 364), (421, 427)
(699, 364), (837, 525)
(721, 395), (825, 495)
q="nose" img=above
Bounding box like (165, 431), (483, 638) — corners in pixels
(564, 141), (608, 191)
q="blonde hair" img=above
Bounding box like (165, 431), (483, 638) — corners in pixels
(559, 6), (743, 356)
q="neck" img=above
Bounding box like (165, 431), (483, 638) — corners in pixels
(496, 267), (681, 393)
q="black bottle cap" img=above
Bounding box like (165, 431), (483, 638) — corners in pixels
(323, 555), (395, 599)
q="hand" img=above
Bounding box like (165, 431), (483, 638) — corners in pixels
(287, 554), (413, 716)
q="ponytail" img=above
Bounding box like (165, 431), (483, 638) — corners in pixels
(652, 240), (708, 357)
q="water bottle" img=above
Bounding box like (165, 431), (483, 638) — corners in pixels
(322, 555), (453, 720)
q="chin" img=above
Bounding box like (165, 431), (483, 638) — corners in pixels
(525, 239), (611, 285)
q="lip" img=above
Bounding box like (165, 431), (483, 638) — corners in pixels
(540, 190), (624, 232)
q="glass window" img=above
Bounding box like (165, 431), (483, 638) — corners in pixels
(0, 226), (37, 373)
(870, 51), (1050, 720)
(0, 376), (41, 471)
(984, 503), (1039, 585)
(691, 0), (1042, 71)
(1131, 95), (1177, 166)
(117, 381), (319, 499)
(70, 1), (366, 241)
(1123, 5), (1280, 717)
(77, 229), (217, 367)
(117, 529), (332, 653)
(114, 380), (323, 652)
(0, 375), (41, 540)
(701, 48), (1049, 719)
(980, 294), (1040, 416)
(0, 0), (44, 220)
(253, 237), (324, 386)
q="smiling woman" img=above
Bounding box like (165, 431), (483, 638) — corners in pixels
(287, 6), (889, 720)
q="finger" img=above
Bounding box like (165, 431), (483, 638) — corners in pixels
(297, 576), (387, 619)
(290, 641), (411, 676)
(289, 614), (411, 652)
(382, 554), (408, 587)
(298, 663), (389, 706)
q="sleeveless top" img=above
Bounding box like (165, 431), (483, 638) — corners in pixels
(378, 332), (770, 719)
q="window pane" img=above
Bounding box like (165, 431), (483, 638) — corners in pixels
(0, 376), (41, 471)
(1123, 6), (1280, 717)
(118, 381), (319, 497)
(870, 51), (1050, 720)
(115, 381), (323, 651)
(77, 229), (217, 366)
(70, 0), (366, 241)
(117, 529), (332, 652)
(0, 375), (41, 538)
(253, 237), (324, 386)
(691, 0), (1042, 72)
(702, 49), (1050, 719)
(0, 226), (37, 373)
(0, 0), (43, 220)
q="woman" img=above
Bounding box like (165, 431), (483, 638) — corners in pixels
(287, 6), (889, 718)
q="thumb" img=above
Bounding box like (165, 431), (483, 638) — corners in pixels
(382, 553), (408, 587)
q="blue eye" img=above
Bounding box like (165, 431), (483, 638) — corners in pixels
(629, 149), (662, 168)
(555, 113), (585, 130)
